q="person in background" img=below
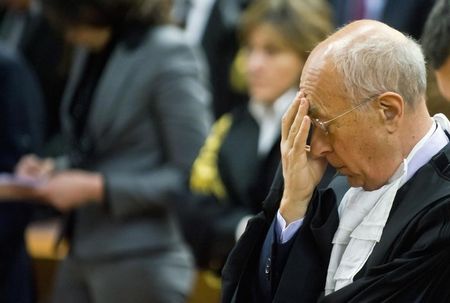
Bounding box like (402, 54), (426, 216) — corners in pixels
(0, 43), (45, 303)
(222, 20), (450, 302)
(0, 0), (69, 153)
(178, 0), (333, 275)
(173, 0), (253, 118)
(421, 0), (450, 102)
(14, 0), (211, 302)
(328, 0), (436, 40)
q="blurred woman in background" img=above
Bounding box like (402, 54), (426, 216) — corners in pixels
(15, 0), (211, 302)
(179, 0), (333, 275)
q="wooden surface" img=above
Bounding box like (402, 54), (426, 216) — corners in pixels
(26, 219), (221, 303)
(25, 219), (67, 260)
(26, 219), (66, 303)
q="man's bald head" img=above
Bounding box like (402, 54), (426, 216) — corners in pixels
(323, 19), (404, 45)
(301, 20), (427, 108)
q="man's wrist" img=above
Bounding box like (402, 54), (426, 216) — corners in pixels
(279, 197), (309, 225)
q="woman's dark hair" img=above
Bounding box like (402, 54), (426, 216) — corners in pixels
(41, 0), (173, 29)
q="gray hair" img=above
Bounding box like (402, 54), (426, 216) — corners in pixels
(330, 34), (427, 107)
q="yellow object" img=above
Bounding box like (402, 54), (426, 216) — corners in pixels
(190, 114), (233, 199)
(229, 49), (248, 93)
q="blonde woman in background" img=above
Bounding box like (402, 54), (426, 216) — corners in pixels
(178, 0), (334, 276)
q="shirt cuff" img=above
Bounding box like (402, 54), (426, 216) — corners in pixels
(276, 210), (304, 244)
(235, 215), (253, 241)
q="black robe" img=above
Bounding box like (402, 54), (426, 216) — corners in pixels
(222, 143), (450, 302)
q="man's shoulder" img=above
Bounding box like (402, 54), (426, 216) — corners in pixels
(412, 141), (450, 199)
(396, 142), (450, 220)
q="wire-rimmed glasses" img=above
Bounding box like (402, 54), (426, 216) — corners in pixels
(310, 94), (379, 135)
(304, 94), (379, 152)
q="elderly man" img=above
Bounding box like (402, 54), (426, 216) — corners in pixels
(222, 19), (450, 302)
(421, 0), (450, 101)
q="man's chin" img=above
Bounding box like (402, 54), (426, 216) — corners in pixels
(345, 175), (365, 190)
(347, 177), (384, 191)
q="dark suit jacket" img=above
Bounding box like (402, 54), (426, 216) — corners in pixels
(201, 0), (251, 117)
(0, 44), (45, 303)
(329, 0), (436, 39)
(0, 7), (68, 144)
(222, 142), (450, 302)
(19, 13), (68, 142)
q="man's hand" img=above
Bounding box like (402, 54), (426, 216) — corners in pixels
(279, 92), (327, 224)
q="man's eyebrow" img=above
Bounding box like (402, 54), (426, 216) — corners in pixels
(308, 104), (320, 117)
(301, 90), (322, 118)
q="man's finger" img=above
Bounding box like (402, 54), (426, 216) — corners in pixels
(282, 92), (302, 142)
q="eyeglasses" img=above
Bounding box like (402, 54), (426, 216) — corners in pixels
(310, 94), (379, 135)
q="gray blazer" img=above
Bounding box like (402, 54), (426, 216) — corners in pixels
(57, 25), (211, 259)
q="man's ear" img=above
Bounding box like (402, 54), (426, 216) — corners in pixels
(376, 92), (404, 133)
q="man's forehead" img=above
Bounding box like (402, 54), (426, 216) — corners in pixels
(299, 42), (336, 89)
(299, 57), (340, 115)
(301, 43), (332, 78)
(298, 84), (330, 118)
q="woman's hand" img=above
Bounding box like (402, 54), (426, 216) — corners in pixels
(15, 154), (55, 181)
(36, 170), (104, 213)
